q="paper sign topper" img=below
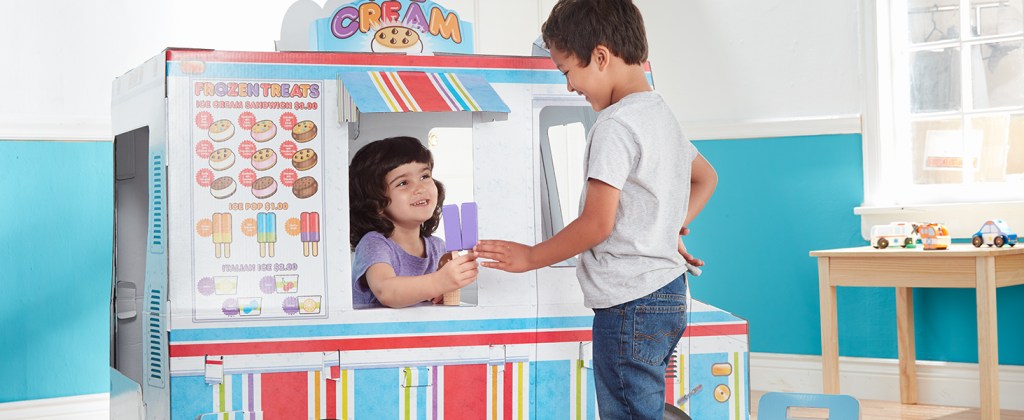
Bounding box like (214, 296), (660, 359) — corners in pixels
(310, 0), (474, 54)
(442, 202), (478, 252)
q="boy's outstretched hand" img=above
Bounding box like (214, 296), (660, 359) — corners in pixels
(475, 240), (534, 273)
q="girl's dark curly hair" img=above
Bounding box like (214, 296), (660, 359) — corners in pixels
(349, 136), (445, 249)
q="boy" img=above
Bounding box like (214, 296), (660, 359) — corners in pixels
(475, 0), (718, 417)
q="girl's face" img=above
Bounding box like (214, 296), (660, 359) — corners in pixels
(382, 161), (438, 230)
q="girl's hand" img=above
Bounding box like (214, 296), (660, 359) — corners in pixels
(436, 251), (479, 292)
(475, 240), (534, 273)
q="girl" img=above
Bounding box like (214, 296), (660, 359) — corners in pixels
(349, 136), (478, 308)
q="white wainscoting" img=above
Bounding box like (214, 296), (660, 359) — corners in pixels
(751, 352), (1024, 410)
(0, 393), (108, 420)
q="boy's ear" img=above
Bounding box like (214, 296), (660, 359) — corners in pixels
(593, 45), (610, 71)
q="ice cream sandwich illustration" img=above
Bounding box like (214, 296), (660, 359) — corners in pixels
(291, 120), (317, 143)
(251, 148), (277, 171)
(250, 120), (277, 142)
(210, 176), (236, 199)
(291, 148), (317, 171)
(209, 119), (235, 142)
(209, 148), (235, 171)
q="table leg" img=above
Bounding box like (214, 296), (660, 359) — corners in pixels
(818, 257), (840, 394)
(977, 256), (1000, 420)
(895, 287), (918, 404)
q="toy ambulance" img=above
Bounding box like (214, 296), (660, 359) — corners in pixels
(869, 222), (919, 249)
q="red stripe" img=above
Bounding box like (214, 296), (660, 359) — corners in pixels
(398, 71), (450, 111)
(261, 371), (306, 420)
(377, 72), (409, 112)
(165, 49), (654, 73)
(326, 366), (337, 419)
(503, 362), (513, 420)
(171, 330), (583, 357)
(684, 323), (747, 338)
(169, 324), (747, 358)
(444, 365), (486, 420)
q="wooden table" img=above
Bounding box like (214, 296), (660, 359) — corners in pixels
(811, 244), (1024, 419)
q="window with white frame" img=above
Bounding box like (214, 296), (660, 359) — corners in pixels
(860, 0), (1023, 236)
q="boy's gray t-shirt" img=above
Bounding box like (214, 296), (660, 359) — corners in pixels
(578, 91), (698, 308)
(351, 231), (445, 308)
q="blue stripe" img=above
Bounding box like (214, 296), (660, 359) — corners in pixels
(173, 317), (570, 342)
(438, 74), (471, 111)
(231, 374), (243, 414)
(534, 361), (570, 420)
(690, 310), (744, 324)
(338, 71), (389, 113)
(170, 312), (737, 342)
(171, 376), (212, 420)
(417, 366), (428, 419)
(586, 367), (596, 420)
(353, 368), (398, 419)
(457, 74), (511, 112)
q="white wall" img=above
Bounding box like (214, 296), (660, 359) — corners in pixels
(0, 0), (860, 141)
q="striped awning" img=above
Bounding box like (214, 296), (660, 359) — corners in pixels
(338, 71), (510, 114)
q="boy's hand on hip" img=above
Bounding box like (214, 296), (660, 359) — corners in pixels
(475, 240), (534, 273)
(678, 236), (704, 267)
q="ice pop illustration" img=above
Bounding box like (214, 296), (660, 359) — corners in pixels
(257, 212), (277, 257)
(438, 202), (478, 306)
(300, 212), (320, 257)
(212, 212), (232, 258)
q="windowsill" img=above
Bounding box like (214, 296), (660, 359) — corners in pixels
(854, 201), (1024, 240)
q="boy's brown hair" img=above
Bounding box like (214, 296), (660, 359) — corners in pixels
(541, 0), (648, 66)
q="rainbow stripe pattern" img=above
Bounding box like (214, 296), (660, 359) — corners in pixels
(339, 71), (510, 114)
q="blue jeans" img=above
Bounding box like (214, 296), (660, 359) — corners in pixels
(592, 274), (687, 419)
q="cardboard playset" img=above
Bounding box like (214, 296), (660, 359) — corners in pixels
(110, 1), (749, 419)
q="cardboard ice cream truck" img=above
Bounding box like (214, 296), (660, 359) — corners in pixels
(109, 2), (749, 419)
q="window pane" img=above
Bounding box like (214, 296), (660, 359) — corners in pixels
(1004, 113), (1024, 177)
(971, 40), (1024, 109)
(911, 118), (965, 184)
(908, 0), (961, 44)
(971, 0), (1023, 37)
(910, 47), (961, 112)
(967, 115), (1014, 182)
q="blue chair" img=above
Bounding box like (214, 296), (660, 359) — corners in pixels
(757, 392), (860, 420)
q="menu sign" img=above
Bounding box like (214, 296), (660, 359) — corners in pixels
(190, 79), (327, 321)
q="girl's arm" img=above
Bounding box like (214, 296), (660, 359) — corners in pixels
(364, 253), (478, 308)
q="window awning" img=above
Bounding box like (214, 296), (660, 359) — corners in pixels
(339, 71), (510, 114)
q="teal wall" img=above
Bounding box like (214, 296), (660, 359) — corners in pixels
(0, 141), (112, 403)
(1, 134), (1022, 403)
(687, 133), (1024, 365)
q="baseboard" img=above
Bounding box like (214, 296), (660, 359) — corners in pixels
(0, 393), (109, 420)
(750, 352), (1024, 410)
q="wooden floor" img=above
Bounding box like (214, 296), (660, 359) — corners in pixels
(749, 391), (1024, 420)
